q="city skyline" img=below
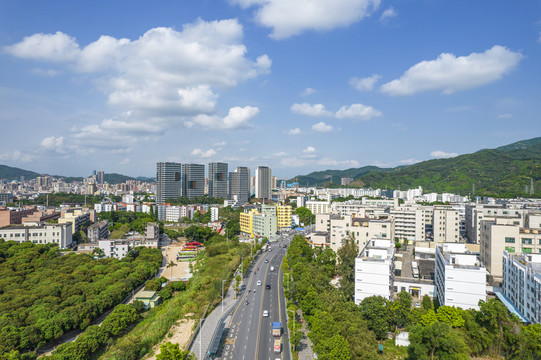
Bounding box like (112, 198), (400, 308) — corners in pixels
(1, 1), (540, 179)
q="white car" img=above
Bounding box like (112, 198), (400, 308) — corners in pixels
(263, 310), (269, 317)
(257, 280), (262, 286)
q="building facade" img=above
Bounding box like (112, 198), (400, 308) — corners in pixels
(156, 162), (182, 205)
(354, 239), (395, 304)
(0, 223), (73, 248)
(182, 163), (205, 199)
(229, 167), (250, 206)
(255, 166), (272, 200)
(208, 162), (228, 199)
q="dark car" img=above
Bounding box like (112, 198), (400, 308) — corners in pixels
(266, 284), (271, 289)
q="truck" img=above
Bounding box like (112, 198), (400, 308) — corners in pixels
(274, 338), (281, 353)
(272, 322), (281, 336)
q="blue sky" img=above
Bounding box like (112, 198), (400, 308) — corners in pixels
(1, 0), (540, 179)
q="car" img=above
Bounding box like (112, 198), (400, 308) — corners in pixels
(263, 310), (269, 317)
(265, 259), (269, 263)
(414, 302), (421, 308)
(257, 280), (262, 286)
(266, 284), (271, 289)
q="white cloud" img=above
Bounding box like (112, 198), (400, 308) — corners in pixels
(120, 158), (131, 165)
(301, 87), (316, 96)
(4, 31), (80, 62)
(303, 146), (316, 153)
(430, 150), (458, 158)
(497, 113), (513, 119)
(350, 74), (381, 91)
(192, 106), (260, 130)
(380, 7), (396, 21)
(335, 103), (382, 120)
(231, 0), (380, 39)
(285, 128), (301, 135)
(317, 158), (360, 167)
(312, 122), (334, 132)
(291, 103), (332, 117)
(381, 45), (523, 96)
(400, 158), (421, 165)
(191, 148), (217, 158)
(213, 141), (228, 147)
(40, 136), (65, 153)
(281, 157), (308, 167)
(0, 150), (33, 163)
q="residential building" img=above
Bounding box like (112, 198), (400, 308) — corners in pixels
(0, 206), (37, 227)
(390, 205), (432, 241)
(210, 207), (219, 222)
(502, 251), (541, 323)
(99, 239), (130, 259)
(0, 222), (73, 248)
(480, 218), (541, 279)
(88, 220), (109, 241)
(240, 209), (257, 237)
(255, 166), (272, 199)
(432, 205), (460, 243)
(156, 162), (182, 207)
(229, 167), (250, 206)
(465, 204), (528, 243)
(276, 205), (292, 229)
(96, 170), (104, 185)
(306, 200), (330, 215)
(354, 239), (395, 304)
(253, 211), (277, 239)
(58, 208), (91, 234)
(182, 163), (205, 199)
(434, 243), (486, 310)
(146, 222), (160, 241)
(22, 209), (61, 224)
(208, 162), (228, 199)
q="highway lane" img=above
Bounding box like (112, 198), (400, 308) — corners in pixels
(215, 233), (293, 360)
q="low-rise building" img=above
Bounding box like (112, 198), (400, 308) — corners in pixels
(434, 243), (486, 310)
(58, 208), (91, 234)
(99, 239), (130, 259)
(88, 220), (109, 241)
(0, 206), (37, 227)
(0, 222), (73, 248)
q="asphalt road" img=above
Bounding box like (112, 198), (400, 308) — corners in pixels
(216, 233), (293, 360)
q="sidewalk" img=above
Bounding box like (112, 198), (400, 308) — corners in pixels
(296, 310), (315, 360)
(189, 271), (244, 360)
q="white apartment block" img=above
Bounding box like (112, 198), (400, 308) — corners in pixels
(432, 206), (460, 243)
(306, 200), (330, 215)
(99, 239), (130, 259)
(361, 197), (399, 209)
(0, 222), (73, 248)
(465, 204), (528, 243)
(354, 239), (395, 304)
(391, 205), (432, 241)
(435, 243), (486, 310)
(480, 218), (541, 279)
(210, 207), (219, 222)
(502, 251), (541, 323)
(58, 209), (91, 234)
(165, 205), (194, 222)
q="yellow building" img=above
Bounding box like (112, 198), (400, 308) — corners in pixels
(239, 209), (257, 237)
(276, 205), (292, 229)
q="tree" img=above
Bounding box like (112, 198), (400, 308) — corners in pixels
(167, 260), (177, 278)
(157, 342), (196, 360)
(421, 294), (433, 311)
(336, 234), (358, 300)
(359, 296), (391, 339)
(407, 322), (469, 360)
(294, 207), (314, 225)
(436, 306), (465, 328)
(92, 247), (105, 259)
(317, 334), (351, 360)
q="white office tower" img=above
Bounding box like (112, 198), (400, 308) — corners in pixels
(229, 167), (250, 206)
(156, 162), (182, 205)
(435, 243), (486, 310)
(181, 163), (205, 199)
(354, 239), (395, 304)
(502, 251), (541, 323)
(208, 162), (228, 199)
(255, 166), (272, 200)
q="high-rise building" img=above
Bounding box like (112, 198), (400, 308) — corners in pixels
(255, 166), (272, 199)
(156, 162), (182, 204)
(182, 163), (205, 199)
(229, 167), (250, 205)
(96, 171), (105, 185)
(208, 162), (228, 199)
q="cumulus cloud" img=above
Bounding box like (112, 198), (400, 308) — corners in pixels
(430, 150), (458, 158)
(285, 128), (301, 135)
(335, 103), (382, 120)
(380, 7), (396, 21)
(4, 20), (270, 153)
(312, 121), (334, 132)
(214, 141), (228, 147)
(381, 45), (523, 96)
(192, 106), (260, 130)
(231, 0), (380, 39)
(350, 74), (381, 91)
(303, 146), (316, 153)
(40, 136), (65, 153)
(291, 103), (332, 117)
(301, 87), (316, 96)
(317, 158), (360, 167)
(191, 148), (217, 158)
(0, 150), (33, 163)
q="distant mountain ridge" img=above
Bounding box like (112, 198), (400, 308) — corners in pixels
(291, 137), (541, 196)
(0, 166), (139, 184)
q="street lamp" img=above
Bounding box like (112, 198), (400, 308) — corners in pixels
(221, 279), (226, 313)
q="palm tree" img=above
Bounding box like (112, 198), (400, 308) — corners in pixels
(167, 260), (177, 279)
(92, 247), (105, 259)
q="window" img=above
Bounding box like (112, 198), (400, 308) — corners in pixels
(523, 238), (533, 245)
(382, 225), (387, 228)
(505, 237), (516, 244)
(523, 248), (533, 254)
(505, 246), (515, 253)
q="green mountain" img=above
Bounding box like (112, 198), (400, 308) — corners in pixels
(293, 137), (541, 197)
(291, 166), (394, 187)
(0, 165), (41, 180)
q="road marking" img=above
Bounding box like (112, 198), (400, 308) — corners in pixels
(255, 254), (272, 360)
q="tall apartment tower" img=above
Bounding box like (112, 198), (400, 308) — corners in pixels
(96, 171), (105, 185)
(208, 162), (228, 199)
(182, 164), (205, 199)
(156, 162), (182, 204)
(255, 166), (272, 200)
(229, 167), (250, 205)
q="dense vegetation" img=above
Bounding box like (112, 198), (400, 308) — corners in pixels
(285, 235), (541, 359)
(291, 166), (393, 187)
(0, 241), (162, 357)
(96, 211), (158, 239)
